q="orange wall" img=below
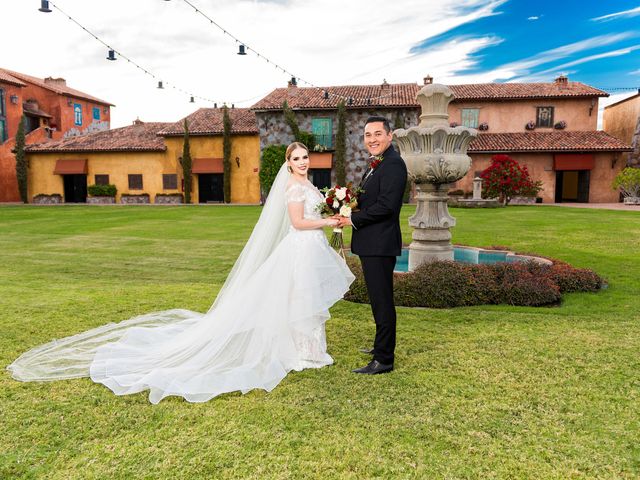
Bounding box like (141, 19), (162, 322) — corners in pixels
(449, 98), (599, 132)
(603, 95), (640, 144)
(452, 152), (623, 203)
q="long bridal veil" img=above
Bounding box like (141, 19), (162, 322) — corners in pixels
(7, 163), (300, 402)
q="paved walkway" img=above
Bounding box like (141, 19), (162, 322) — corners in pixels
(540, 202), (639, 211)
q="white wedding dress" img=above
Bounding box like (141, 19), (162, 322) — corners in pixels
(7, 164), (355, 404)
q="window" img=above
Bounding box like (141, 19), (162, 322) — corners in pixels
(536, 106), (554, 128)
(24, 115), (40, 134)
(312, 118), (333, 148)
(93, 107), (100, 120)
(163, 174), (178, 190)
(0, 89), (6, 142)
(128, 174), (143, 190)
(95, 174), (109, 185)
(74, 103), (83, 126)
(461, 108), (479, 128)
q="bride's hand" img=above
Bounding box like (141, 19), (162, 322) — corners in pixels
(324, 218), (339, 227)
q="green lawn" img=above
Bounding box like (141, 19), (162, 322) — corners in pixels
(1, 204), (639, 479)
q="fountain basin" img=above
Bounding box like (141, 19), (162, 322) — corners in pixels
(393, 246), (551, 272)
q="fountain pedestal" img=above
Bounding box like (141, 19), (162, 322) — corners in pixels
(393, 84), (477, 270)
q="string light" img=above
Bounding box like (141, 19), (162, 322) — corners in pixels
(38, 0), (254, 106)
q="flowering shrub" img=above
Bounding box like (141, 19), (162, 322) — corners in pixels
(554, 120), (567, 129)
(525, 121), (536, 130)
(480, 154), (543, 205)
(344, 256), (603, 308)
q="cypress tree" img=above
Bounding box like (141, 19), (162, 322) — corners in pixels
(334, 101), (347, 186)
(182, 119), (192, 204)
(15, 116), (27, 203)
(223, 106), (232, 203)
(283, 100), (301, 140)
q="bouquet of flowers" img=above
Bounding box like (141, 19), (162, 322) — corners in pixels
(316, 182), (363, 252)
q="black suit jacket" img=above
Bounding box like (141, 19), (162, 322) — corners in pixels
(351, 145), (407, 257)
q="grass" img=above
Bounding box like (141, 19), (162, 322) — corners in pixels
(0, 204), (639, 479)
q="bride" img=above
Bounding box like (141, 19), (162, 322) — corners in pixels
(7, 142), (355, 404)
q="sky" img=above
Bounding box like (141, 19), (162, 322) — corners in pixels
(2, 0), (639, 128)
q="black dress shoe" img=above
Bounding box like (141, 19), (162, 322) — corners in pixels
(358, 347), (374, 355)
(352, 360), (393, 375)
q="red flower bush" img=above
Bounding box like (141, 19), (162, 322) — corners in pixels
(480, 154), (543, 205)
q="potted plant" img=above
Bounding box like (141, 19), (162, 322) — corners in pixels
(612, 167), (640, 205)
(525, 121), (536, 131)
(478, 122), (489, 131)
(554, 120), (567, 130)
(87, 184), (117, 204)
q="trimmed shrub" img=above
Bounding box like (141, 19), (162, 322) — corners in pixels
(87, 184), (117, 197)
(344, 256), (602, 308)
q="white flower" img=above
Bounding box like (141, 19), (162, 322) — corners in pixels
(332, 200), (340, 209)
(335, 187), (347, 201)
(339, 205), (352, 217)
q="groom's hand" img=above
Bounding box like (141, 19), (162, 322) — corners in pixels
(337, 217), (353, 227)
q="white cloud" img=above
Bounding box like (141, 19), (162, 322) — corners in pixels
(1, 0), (508, 127)
(527, 16), (539, 20)
(591, 6), (640, 22)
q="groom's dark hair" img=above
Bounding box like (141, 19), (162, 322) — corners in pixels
(365, 116), (391, 134)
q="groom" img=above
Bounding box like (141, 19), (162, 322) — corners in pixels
(337, 116), (407, 375)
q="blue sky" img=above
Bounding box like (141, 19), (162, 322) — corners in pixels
(2, 0), (638, 127)
(414, 0), (640, 90)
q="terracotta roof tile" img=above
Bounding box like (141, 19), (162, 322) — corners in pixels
(158, 108), (258, 136)
(23, 101), (52, 118)
(0, 68), (114, 106)
(468, 131), (631, 153)
(0, 69), (27, 87)
(25, 122), (170, 153)
(251, 81), (608, 111)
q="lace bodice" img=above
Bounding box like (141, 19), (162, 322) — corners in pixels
(285, 182), (324, 221)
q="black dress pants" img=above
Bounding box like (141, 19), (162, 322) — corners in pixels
(360, 256), (397, 365)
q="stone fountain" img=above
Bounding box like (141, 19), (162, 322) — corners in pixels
(393, 84), (477, 270)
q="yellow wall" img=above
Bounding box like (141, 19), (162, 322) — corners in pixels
(27, 134), (261, 204)
(164, 134), (261, 204)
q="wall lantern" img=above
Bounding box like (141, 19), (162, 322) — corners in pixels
(237, 45), (247, 55)
(38, 0), (52, 12)
(67, 99), (73, 106)
(106, 49), (117, 61)
(235, 157), (240, 168)
(103, 107), (108, 114)
(190, 96), (195, 103)
(10, 95), (18, 105)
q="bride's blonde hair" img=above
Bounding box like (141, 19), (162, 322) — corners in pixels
(285, 142), (308, 161)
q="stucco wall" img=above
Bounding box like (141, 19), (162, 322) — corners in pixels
(603, 95), (640, 144)
(448, 98), (599, 132)
(164, 134), (260, 204)
(452, 152), (623, 203)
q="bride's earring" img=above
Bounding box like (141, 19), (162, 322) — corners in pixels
(287, 165), (293, 173)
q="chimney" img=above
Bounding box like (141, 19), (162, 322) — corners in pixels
(44, 77), (67, 87)
(381, 78), (390, 90)
(555, 74), (568, 85)
(287, 76), (297, 88)
(424, 75), (433, 85)
(132, 117), (144, 125)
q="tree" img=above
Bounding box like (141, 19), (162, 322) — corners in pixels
(223, 106), (232, 203)
(182, 119), (193, 204)
(612, 167), (640, 199)
(283, 100), (315, 149)
(480, 154), (542, 205)
(15, 116), (27, 203)
(334, 100), (347, 186)
(259, 145), (287, 201)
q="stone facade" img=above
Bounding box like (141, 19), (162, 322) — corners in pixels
(154, 194), (183, 204)
(121, 194), (150, 204)
(255, 108), (418, 185)
(86, 196), (115, 204)
(32, 194), (62, 204)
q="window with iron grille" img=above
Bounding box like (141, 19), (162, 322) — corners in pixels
(461, 108), (479, 128)
(128, 174), (143, 190)
(536, 106), (554, 128)
(95, 174), (109, 185)
(163, 174), (178, 190)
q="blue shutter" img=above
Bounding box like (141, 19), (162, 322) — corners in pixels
(312, 118), (332, 148)
(74, 103), (83, 126)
